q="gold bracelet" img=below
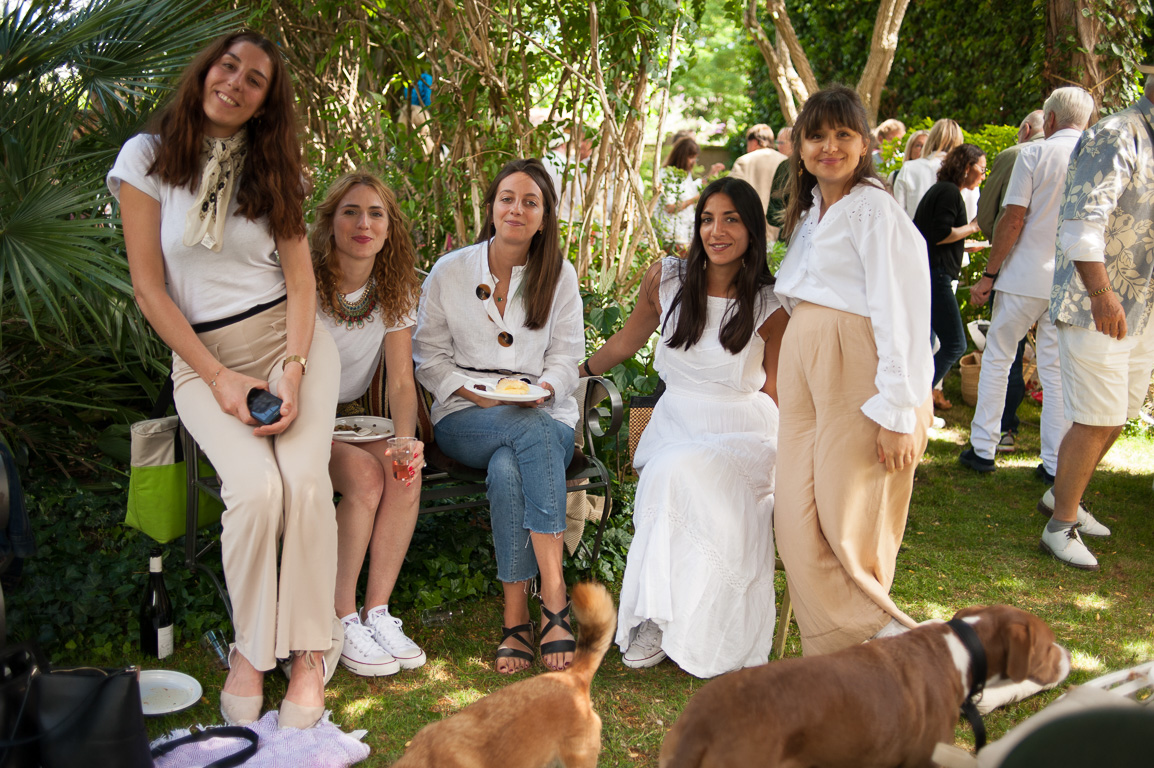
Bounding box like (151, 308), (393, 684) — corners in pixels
(208, 367), (223, 388)
(1089, 286), (1111, 297)
(282, 354), (308, 374)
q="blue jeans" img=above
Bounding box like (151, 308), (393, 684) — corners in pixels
(435, 406), (575, 583)
(930, 269), (967, 387)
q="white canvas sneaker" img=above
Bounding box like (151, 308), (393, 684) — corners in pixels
(1040, 525), (1099, 571)
(1037, 488), (1111, 537)
(622, 619), (667, 669)
(364, 609), (427, 670)
(339, 621), (400, 677)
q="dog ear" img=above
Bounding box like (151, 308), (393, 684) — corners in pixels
(1004, 622), (1034, 682)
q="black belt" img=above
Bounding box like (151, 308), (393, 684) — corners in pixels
(460, 366), (530, 380)
(191, 295), (287, 334)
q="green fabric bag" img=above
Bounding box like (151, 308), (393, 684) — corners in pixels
(126, 416), (224, 543)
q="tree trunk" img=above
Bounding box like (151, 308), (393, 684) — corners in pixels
(1043, 0), (1141, 116)
(857, 0), (911, 126)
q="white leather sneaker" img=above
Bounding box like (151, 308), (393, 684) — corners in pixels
(1037, 488), (1110, 537)
(1040, 525), (1099, 571)
(622, 619), (667, 669)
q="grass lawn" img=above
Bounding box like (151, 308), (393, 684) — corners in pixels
(45, 381), (1154, 765)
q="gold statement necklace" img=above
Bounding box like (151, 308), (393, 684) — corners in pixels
(332, 274), (378, 330)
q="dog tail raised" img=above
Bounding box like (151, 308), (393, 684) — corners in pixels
(567, 581), (616, 688)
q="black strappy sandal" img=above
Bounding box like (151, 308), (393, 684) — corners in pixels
(495, 623), (535, 673)
(539, 599), (576, 670)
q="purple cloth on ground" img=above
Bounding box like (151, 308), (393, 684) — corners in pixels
(152, 711), (370, 768)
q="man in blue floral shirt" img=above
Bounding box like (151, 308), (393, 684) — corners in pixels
(1043, 68), (1154, 571)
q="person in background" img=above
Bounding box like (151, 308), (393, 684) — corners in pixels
(972, 108), (1045, 453)
(541, 129), (592, 223)
(655, 137), (705, 255)
(774, 86), (932, 656)
(893, 118), (964, 218)
(913, 144), (986, 408)
(311, 172), (429, 677)
(730, 123), (788, 222)
(581, 177), (787, 677)
(412, 159), (583, 674)
(872, 118), (906, 165)
(767, 126), (793, 243)
(109, 30), (341, 730)
(1040, 71), (1154, 570)
(960, 89), (1095, 492)
(887, 129), (928, 191)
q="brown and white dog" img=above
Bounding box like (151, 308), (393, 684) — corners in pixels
(392, 582), (616, 768)
(659, 605), (1070, 768)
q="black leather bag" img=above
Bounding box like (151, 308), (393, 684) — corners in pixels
(0, 645), (151, 768)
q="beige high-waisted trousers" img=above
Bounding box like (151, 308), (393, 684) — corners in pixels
(775, 302), (931, 656)
(172, 301), (341, 670)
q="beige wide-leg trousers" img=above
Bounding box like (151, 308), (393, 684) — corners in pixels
(775, 303), (931, 656)
(172, 302), (341, 671)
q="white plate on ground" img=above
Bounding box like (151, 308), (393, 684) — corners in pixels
(467, 378), (550, 403)
(333, 416), (394, 442)
(139, 669), (203, 716)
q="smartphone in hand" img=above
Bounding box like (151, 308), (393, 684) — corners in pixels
(247, 388), (283, 425)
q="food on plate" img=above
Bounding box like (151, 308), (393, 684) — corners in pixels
(334, 423), (359, 432)
(496, 377), (531, 395)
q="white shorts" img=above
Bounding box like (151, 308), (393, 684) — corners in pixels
(1057, 320), (1154, 426)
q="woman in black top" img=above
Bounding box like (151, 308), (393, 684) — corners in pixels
(913, 143), (985, 393)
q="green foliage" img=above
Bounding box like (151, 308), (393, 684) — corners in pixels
(0, 0), (238, 462)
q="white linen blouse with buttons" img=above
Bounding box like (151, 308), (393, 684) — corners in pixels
(774, 180), (933, 433)
(412, 239), (584, 428)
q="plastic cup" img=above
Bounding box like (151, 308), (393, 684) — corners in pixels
(387, 437), (417, 482)
(200, 629), (230, 669)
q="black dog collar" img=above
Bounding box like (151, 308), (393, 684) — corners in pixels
(947, 618), (988, 751)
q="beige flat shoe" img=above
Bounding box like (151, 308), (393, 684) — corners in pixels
(278, 651), (328, 730)
(220, 645), (262, 725)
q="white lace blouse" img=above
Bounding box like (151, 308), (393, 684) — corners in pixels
(774, 181), (932, 433)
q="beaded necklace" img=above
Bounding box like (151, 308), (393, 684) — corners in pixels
(332, 275), (377, 330)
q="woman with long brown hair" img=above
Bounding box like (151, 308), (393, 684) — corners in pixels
(311, 172), (427, 677)
(109, 30), (341, 729)
(412, 158), (584, 675)
(774, 85), (933, 656)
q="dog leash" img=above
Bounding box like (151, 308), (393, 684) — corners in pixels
(946, 619), (988, 751)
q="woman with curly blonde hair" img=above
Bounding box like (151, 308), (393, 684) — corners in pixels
(310, 172), (427, 677)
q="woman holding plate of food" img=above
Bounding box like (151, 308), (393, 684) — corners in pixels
(412, 158), (584, 675)
(311, 171), (428, 678)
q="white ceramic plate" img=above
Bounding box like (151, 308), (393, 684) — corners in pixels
(467, 378), (550, 403)
(139, 669), (203, 717)
(333, 416), (394, 443)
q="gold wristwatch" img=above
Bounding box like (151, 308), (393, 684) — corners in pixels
(282, 355), (308, 374)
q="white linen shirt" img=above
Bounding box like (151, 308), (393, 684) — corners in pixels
(774, 181), (932, 433)
(995, 128), (1081, 300)
(412, 240), (583, 427)
(893, 152), (945, 219)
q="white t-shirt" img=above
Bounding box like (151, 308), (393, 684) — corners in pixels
(774, 181), (932, 433)
(317, 286), (416, 404)
(107, 134), (286, 325)
(996, 129), (1081, 300)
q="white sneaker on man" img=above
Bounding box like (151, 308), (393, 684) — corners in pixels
(622, 619), (667, 669)
(1037, 488), (1111, 537)
(364, 608), (427, 669)
(340, 620), (401, 676)
(1039, 525), (1099, 571)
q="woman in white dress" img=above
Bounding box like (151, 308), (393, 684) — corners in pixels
(580, 176), (788, 678)
(655, 138), (705, 255)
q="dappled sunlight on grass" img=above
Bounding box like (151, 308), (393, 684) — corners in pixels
(423, 657), (455, 683)
(440, 687), (484, 711)
(342, 696), (385, 718)
(918, 602), (957, 620)
(1073, 593), (1112, 611)
(994, 575), (1027, 591)
(1070, 649), (1104, 673)
(1120, 638), (1154, 661)
(1101, 436), (1154, 474)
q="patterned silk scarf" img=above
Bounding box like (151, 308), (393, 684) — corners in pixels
(183, 133), (247, 252)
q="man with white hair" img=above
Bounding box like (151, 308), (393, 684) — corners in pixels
(1040, 69), (1154, 570)
(959, 89), (1099, 505)
(730, 123), (786, 218)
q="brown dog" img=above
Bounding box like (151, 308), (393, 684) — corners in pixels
(659, 605), (1070, 768)
(392, 582), (616, 768)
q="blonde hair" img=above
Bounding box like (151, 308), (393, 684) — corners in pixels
(923, 118), (963, 156)
(310, 172), (421, 328)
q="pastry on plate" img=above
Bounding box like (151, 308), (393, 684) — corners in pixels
(495, 377), (531, 395)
